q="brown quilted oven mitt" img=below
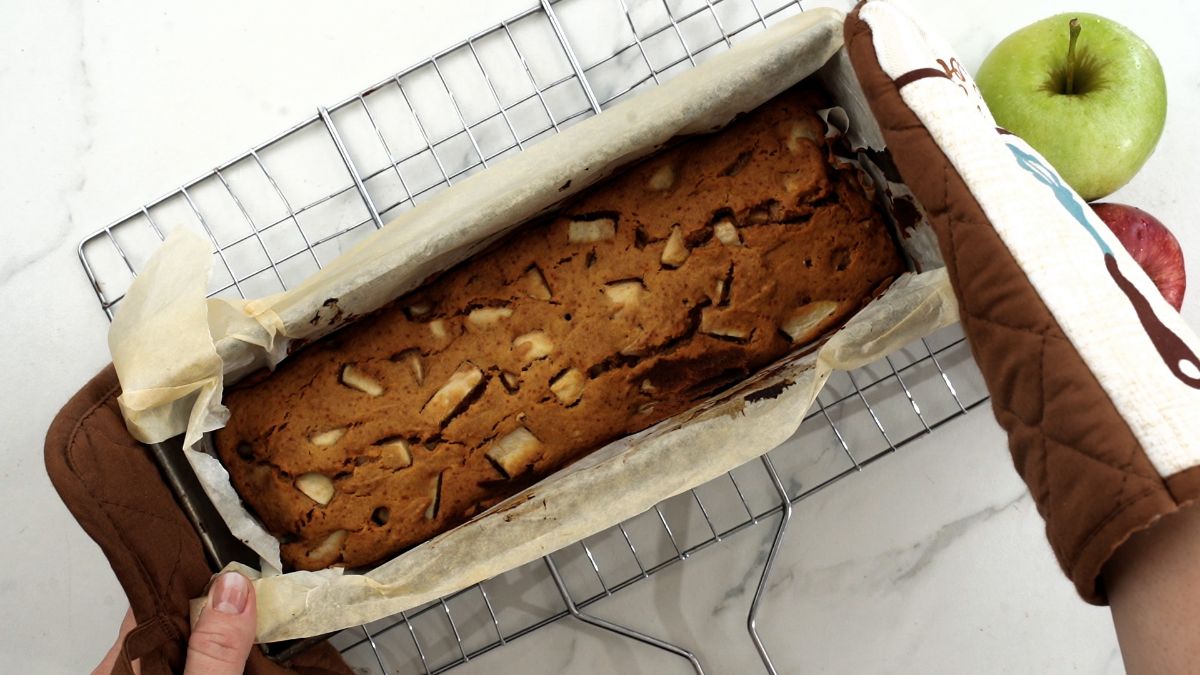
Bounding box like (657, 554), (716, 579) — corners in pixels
(44, 365), (352, 675)
(846, 1), (1200, 603)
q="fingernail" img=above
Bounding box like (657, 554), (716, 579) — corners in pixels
(210, 572), (250, 615)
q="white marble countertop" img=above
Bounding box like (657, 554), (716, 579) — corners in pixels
(2, 0), (1196, 672)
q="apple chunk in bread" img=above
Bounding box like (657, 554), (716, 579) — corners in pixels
(781, 301), (839, 344)
(785, 119), (820, 153)
(468, 306), (513, 328)
(513, 331), (554, 363)
(295, 473), (336, 505)
(485, 426), (544, 478)
(568, 217), (616, 243)
(304, 529), (347, 565)
(550, 368), (586, 406)
(699, 308), (750, 342)
(429, 319), (450, 341)
(648, 164), (675, 191)
(500, 370), (521, 392)
(714, 220), (742, 246)
(421, 363), (484, 423)
(604, 280), (644, 318)
(424, 473), (443, 520)
(390, 349), (425, 385)
(309, 427), (347, 447)
(339, 365), (384, 396)
(661, 226), (690, 267)
(405, 303), (432, 318)
(374, 437), (413, 469)
(522, 266), (553, 300)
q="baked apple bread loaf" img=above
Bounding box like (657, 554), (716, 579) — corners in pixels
(214, 84), (906, 570)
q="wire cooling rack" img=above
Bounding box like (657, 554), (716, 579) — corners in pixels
(77, 0), (991, 672)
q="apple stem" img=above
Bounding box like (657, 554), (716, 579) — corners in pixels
(1066, 18), (1081, 95)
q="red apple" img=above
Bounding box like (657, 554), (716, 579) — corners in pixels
(1091, 202), (1186, 310)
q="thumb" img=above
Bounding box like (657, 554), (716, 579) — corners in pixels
(184, 572), (257, 675)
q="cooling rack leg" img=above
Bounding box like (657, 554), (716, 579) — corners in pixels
(746, 454), (792, 675)
(543, 556), (705, 674)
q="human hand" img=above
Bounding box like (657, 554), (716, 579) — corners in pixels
(92, 571), (258, 675)
(185, 571), (258, 674)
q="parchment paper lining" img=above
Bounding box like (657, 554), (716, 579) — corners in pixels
(111, 8), (958, 641)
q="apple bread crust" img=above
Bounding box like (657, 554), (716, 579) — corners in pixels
(214, 84), (905, 570)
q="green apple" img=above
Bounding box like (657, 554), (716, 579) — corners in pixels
(976, 13), (1166, 201)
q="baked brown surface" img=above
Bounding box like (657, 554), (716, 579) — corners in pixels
(214, 84), (906, 570)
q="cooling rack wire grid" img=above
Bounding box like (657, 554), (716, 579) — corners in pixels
(77, 0), (990, 672)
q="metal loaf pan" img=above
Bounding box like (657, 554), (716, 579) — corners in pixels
(147, 437), (331, 661)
